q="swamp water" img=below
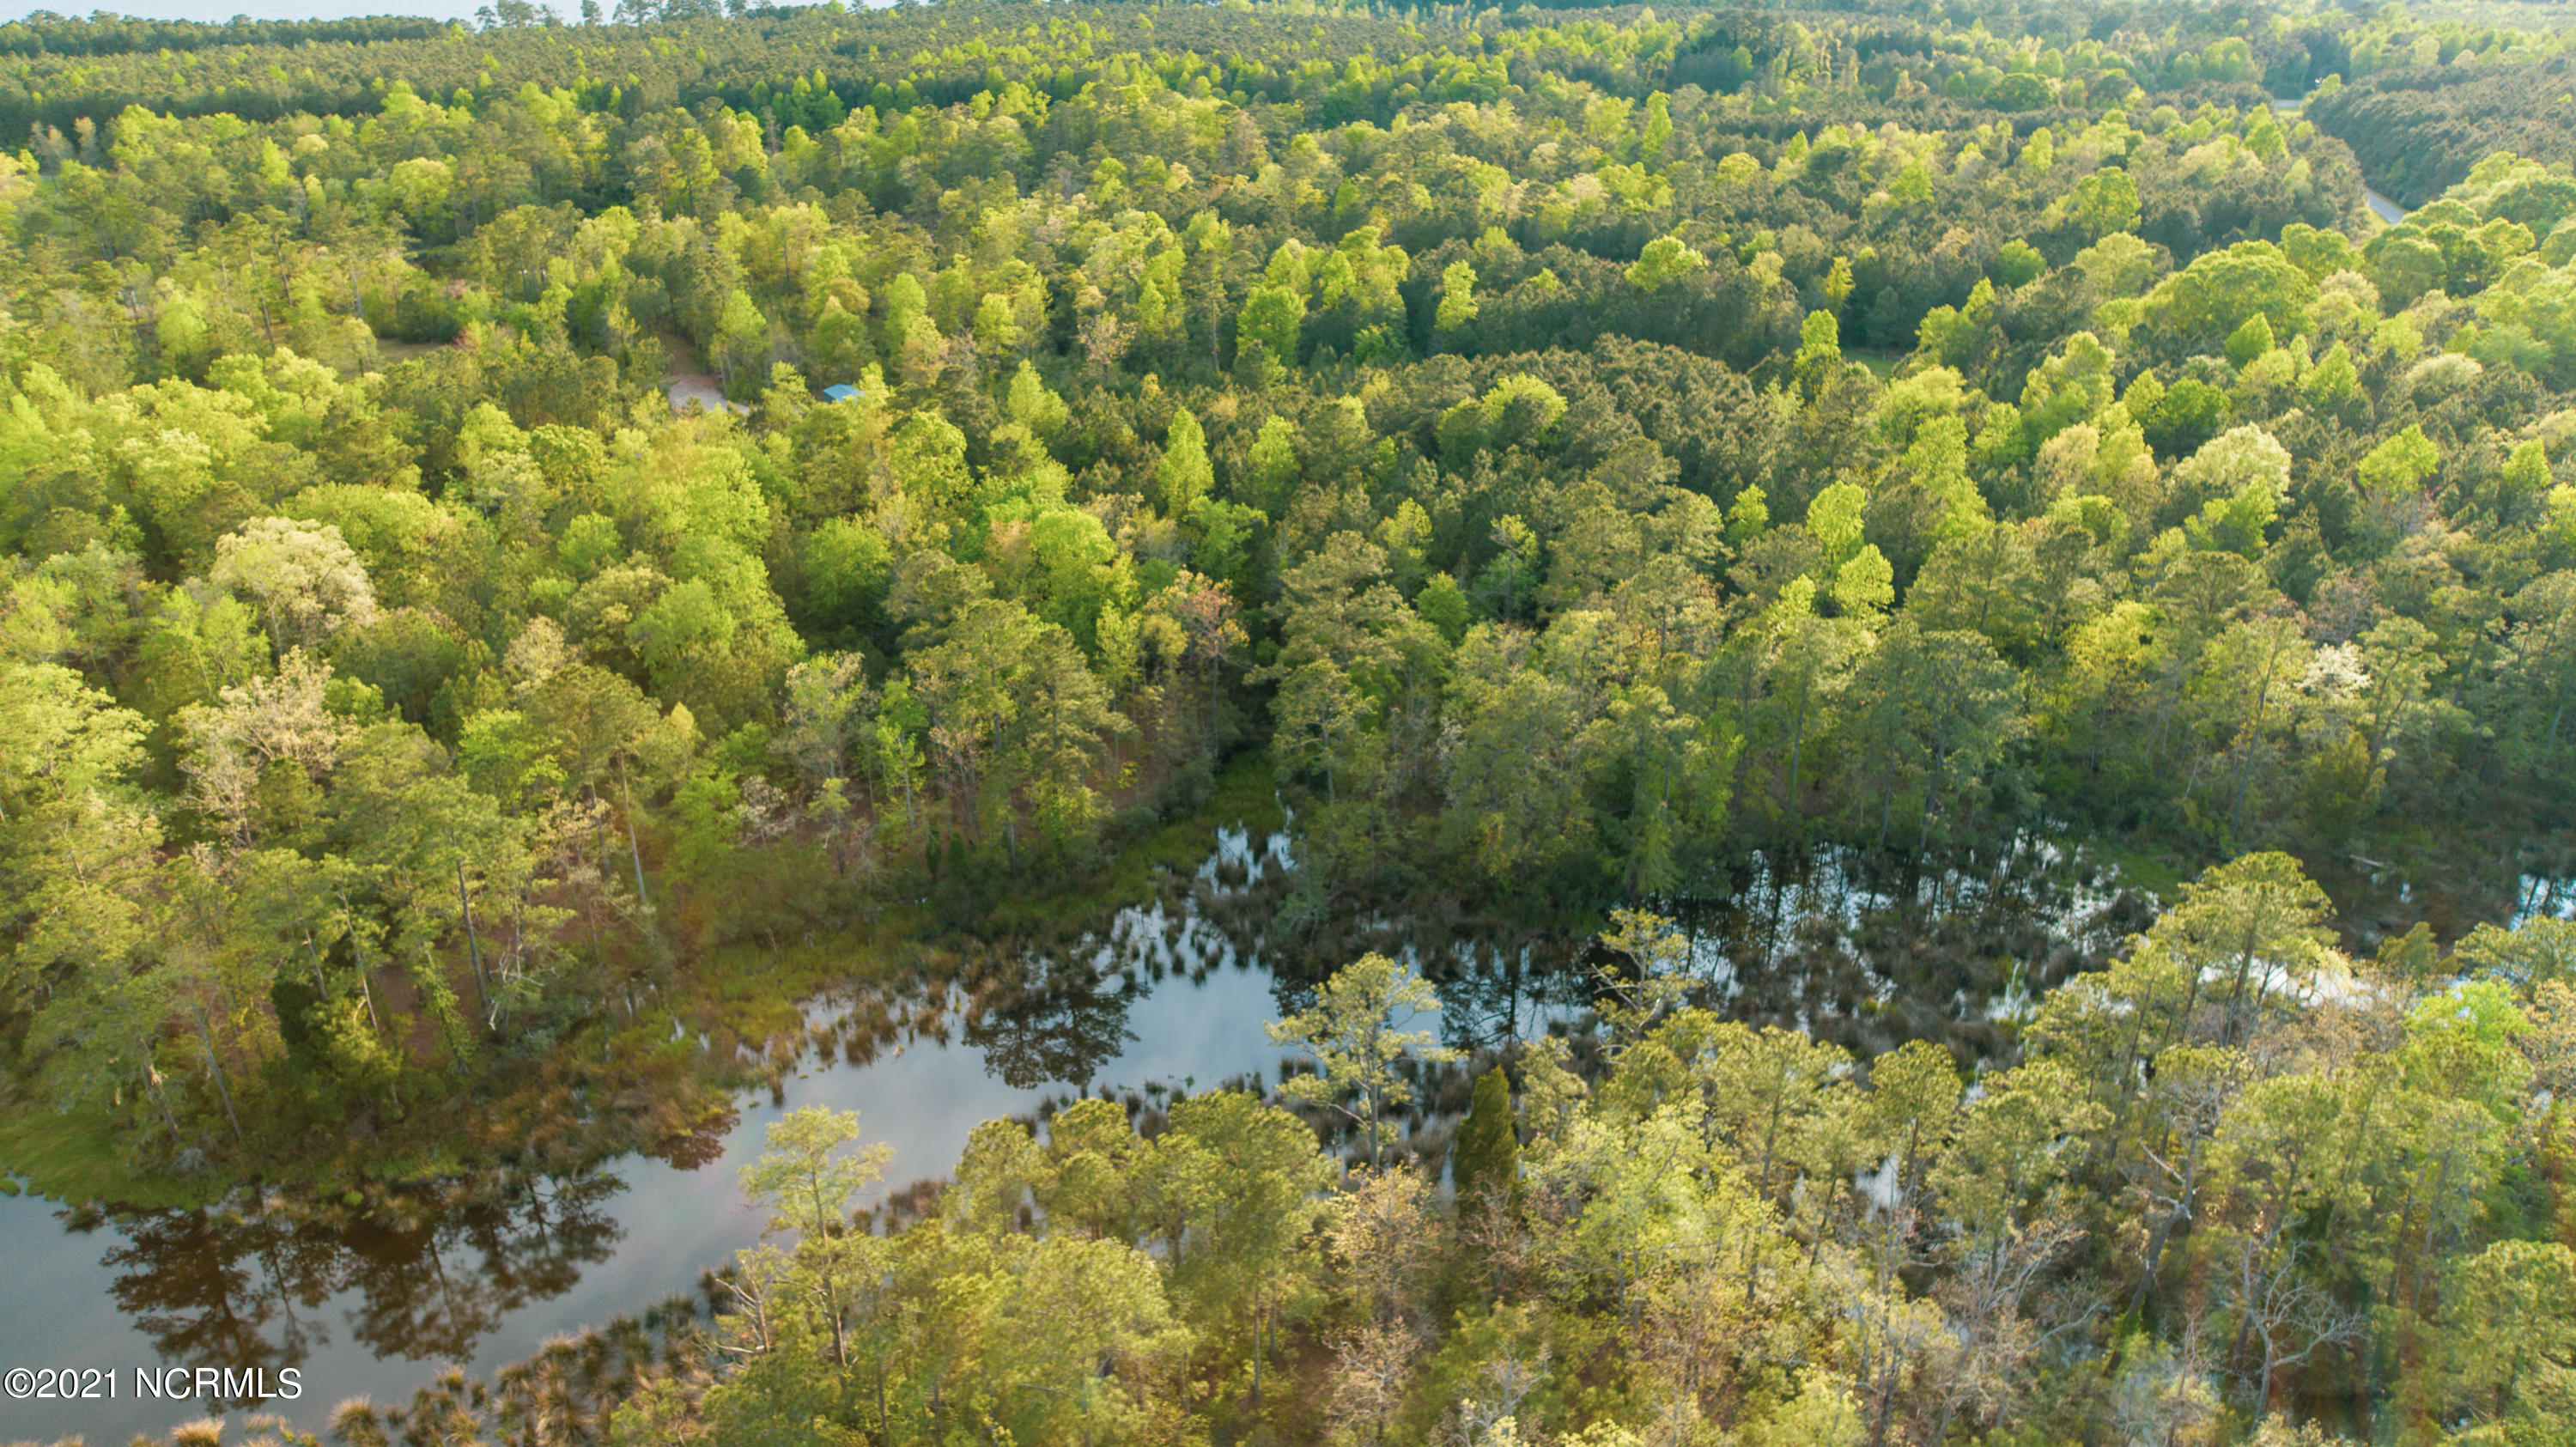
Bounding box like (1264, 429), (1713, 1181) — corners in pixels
(0, 823), (2337, 1444)
(0, 826), (1298, 1445)
(0, 953), (1286, 1445)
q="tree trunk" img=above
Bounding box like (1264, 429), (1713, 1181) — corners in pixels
(1916, 728), (1952, 854)
(2127, 1139), (2202, 1317)
(1783, 676), (1809, 824)
(1249, 1301), (1265, 1411)
(1867, 1321), (1902, 1447)
(458, 857), (491, 1031)
(2227, 1240), (2263, 1371)
(341, 899), (383, 1033)
(617, 757), (651, 909)
(1206, 658), (1223, 759)
(194, 1007), (246, 1147)
(2227, 641), (2285, 842)
(147, 1062), (183, 1140)
(2360, 1175), (2421, 1413)
(1364, 1084), (1382, 1171)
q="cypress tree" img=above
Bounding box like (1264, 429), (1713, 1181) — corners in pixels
(1450, 1065), (1520, 1211)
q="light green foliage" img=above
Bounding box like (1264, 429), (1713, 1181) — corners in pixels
(2403, 978), (2532, 1118)
(1834, 544), (1895, 617)
(799, 515), (890, 638)
(2279, 222), (2358, 280)
(2160, 851), (2338, 1032)
(2064, 167), (2142, 236)
(1903, 413), (1986, 538)
(1595, 906), (1693, 1046)
(882, 271), (928, 350)
(1626, 234), (1708, 291)
(0, 660), (156, 1004)
(1794, 307), (1843, 393)
(2075, 231), (2159, 300)
(1437, 258), (1480, 332)
(1930, 1057), (2110, 1237)
(1872, 366), (1969, 449)
(2441, 1239), (2576, 1436)
(1806, 482), (1868, 565)
(1417, 569), (1472, 645)
(1267, 951), (1461, 1165)
(1241, 413), (1301, 512)
(1004, 359), (1070, 439)
(1236, 282), (1304, 362)
(2453, 916), (2576, 988)
(1992, 238), (2046, 288)
(456, 708), (566, 812)
(2358, 423), (2439, 495)
(2148, 240), (2318, 346)
(1726, 483), (1772, 544)
(1158, 1090), (1334, 1332)
(2500, 437), (2552, 514)
(1154, 406), (1214, 520)
(1479, 374), (1570, 450)
(741, 1105), (893, 1242)
(2174, 425), (2293, 556)
(2224, 312), (2276, 366)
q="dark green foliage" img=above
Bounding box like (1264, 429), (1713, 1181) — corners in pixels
(1449, 1064), (1519, 1210)
(2310, 53), (2576, 207)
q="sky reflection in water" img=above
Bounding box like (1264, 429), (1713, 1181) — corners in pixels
(0, 879), (1291, 1445)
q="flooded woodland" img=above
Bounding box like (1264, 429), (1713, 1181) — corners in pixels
(10, 805), (2561, 1444)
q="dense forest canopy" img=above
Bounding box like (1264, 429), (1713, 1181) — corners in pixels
(5, 0), (2576, 1443)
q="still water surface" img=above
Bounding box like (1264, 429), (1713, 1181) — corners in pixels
(6, 821), (2549, 1445)
(0, 832), (1305, 1445)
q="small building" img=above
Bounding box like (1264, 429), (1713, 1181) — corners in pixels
(821, 383), (861, 403)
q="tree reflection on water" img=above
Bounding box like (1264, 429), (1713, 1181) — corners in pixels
(41, 824), (2215, 1423)
(68, 1170), (624, 1409)
(21, 820), (2218, 1432)
(959, 946), (1144, 1090)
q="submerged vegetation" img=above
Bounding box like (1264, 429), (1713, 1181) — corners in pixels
(3, 0), (2576, 1439)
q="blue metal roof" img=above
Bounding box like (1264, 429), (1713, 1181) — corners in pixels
(821, 383), (860, 402)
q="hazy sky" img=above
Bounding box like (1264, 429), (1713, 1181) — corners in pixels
(2, 1), (489, 20)
(1, 0), (893, 24)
